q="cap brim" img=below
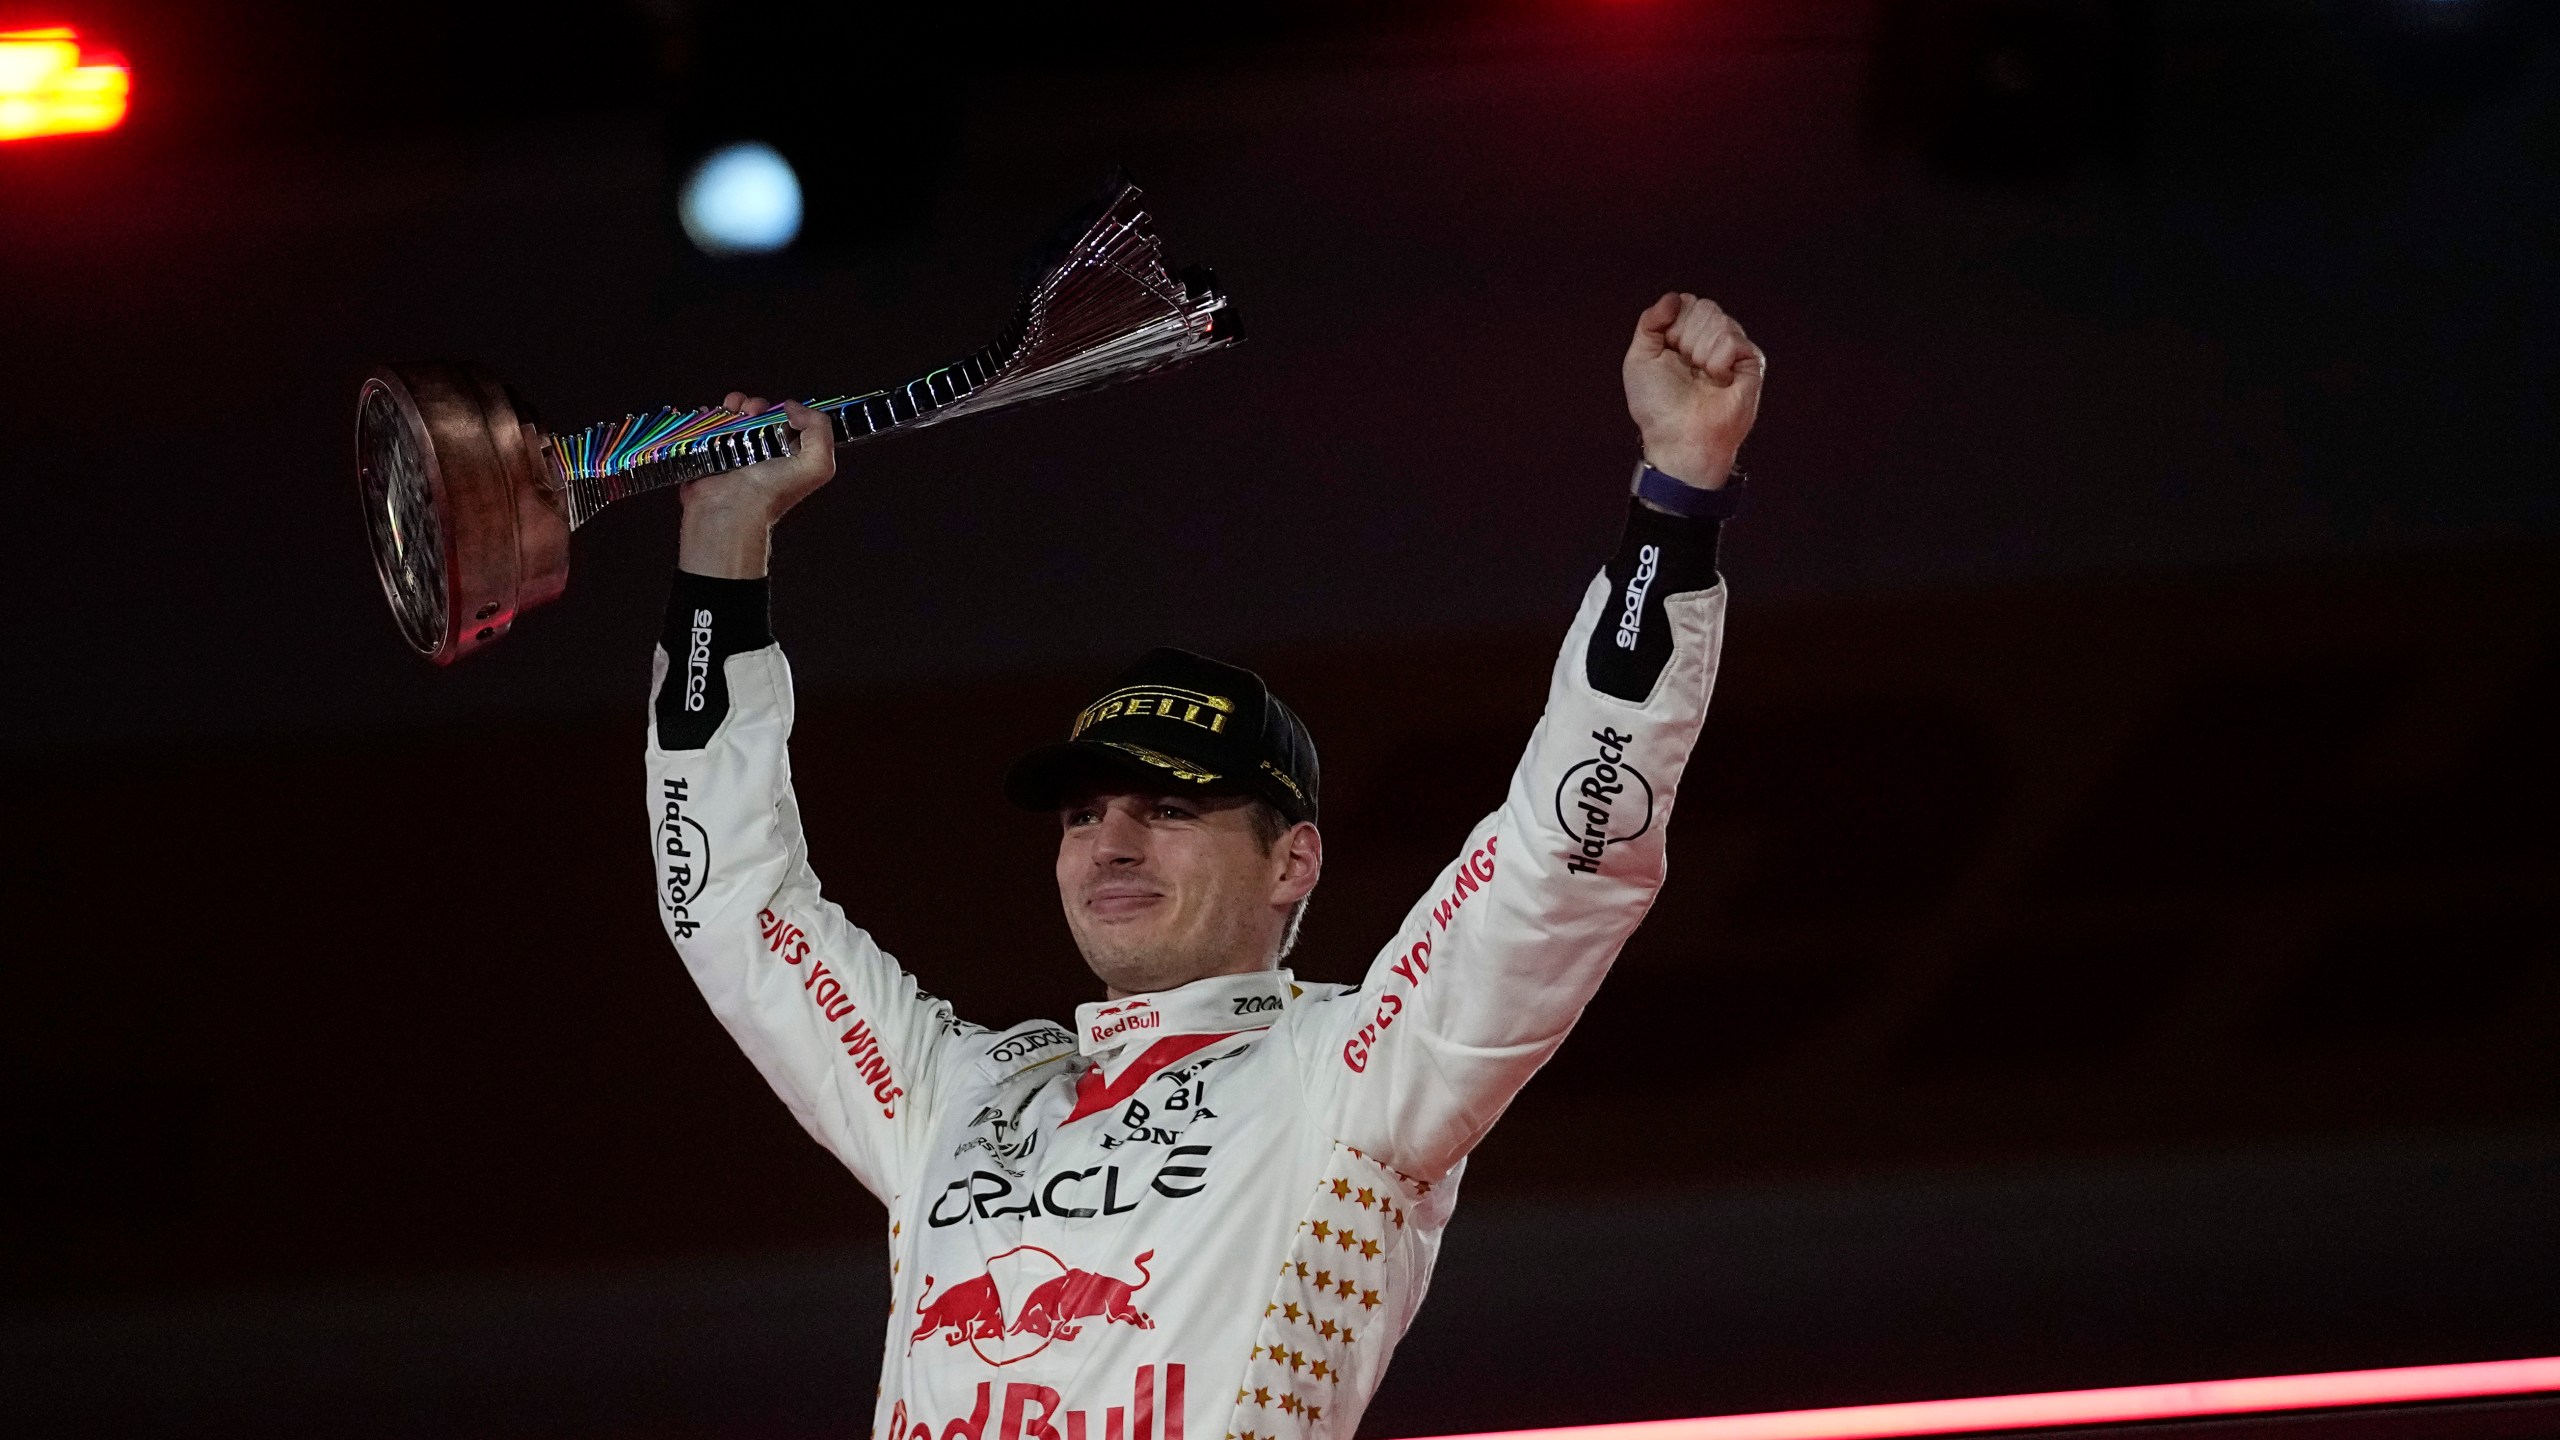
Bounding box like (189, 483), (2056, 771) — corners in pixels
(1004, 740), (1233, 813)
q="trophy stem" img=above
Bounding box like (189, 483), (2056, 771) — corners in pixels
(543, 181), (1234, 532)
(544, 336), (1016, 529)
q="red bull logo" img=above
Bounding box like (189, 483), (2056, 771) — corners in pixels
(1086, 1001), (1161, 1048)
(890, 1363), (1186, 1440)
(910, 1246), (1157, 1365)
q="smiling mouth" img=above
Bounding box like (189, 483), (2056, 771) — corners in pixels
(1085, 887), (1165, 920)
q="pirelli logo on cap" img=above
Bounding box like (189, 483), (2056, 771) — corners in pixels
(1074, 685), (1235, 738)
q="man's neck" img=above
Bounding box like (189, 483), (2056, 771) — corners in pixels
(1103, 957), (1277, 1002)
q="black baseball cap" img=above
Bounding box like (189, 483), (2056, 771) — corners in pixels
(1005, 647), (1320, 825)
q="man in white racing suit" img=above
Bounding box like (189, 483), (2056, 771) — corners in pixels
(646, 293), (1763, 1440)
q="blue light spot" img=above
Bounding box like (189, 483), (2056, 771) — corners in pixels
(679, 142), (803, 257)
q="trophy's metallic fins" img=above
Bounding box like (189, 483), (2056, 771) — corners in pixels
(550, 180), (1238, 531)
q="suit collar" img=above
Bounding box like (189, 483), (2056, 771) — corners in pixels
(1074, 969), (1294, 1062)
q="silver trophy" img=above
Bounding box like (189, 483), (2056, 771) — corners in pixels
(355, 179), (1239, 664)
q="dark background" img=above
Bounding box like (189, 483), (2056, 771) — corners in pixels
(3, 1), (2557, 1435)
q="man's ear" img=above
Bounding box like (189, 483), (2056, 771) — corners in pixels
(1273, 822), (1323, 905)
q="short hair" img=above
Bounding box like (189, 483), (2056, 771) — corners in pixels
(1244, 799), (1313, 962)
(1244, 799), (1293, 855)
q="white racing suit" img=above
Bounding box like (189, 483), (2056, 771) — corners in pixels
(646, 501), (1727, 1440)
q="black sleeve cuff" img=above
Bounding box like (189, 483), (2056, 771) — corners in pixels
(655, 571), (774, 750)
(1584, 499), (1722, 702)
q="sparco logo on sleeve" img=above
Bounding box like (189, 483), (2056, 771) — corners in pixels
(1614, 544), (1660, 651)
(1554, 727), (1653, 875)
(683, 608), (714, 712)
(659, 777), (710, 936)
(989, 1027), (1075, 1064)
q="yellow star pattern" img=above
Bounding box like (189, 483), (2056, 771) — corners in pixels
(1240, 1147), (1424, 1434)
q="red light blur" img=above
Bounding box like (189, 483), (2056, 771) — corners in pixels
(1408, 1354), (2560, 1440)
(0, 25), (130, 141)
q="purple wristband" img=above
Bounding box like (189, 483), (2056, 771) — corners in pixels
(1632, 460), (1744, 520)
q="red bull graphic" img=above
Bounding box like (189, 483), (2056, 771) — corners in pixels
(910, 1245), (1157, 1365)
(912, 1272), (1008, 1349)
(1012, 1251), (1154, 1340)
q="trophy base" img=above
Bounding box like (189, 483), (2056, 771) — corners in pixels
(356, 361), (569, 666)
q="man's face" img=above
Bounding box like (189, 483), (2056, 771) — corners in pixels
(1055, 786), (1315, 998)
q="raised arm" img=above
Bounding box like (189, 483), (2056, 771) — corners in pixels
(1297, 295), (1763, 1181)
(646, 398), (978, 1205)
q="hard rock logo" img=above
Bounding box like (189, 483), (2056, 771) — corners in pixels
(1555, 727), (1652, 876)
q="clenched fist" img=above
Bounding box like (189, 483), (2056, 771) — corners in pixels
(1622, 293), (1764, 490)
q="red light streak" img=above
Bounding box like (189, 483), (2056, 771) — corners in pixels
(0, 25), (130, 141)
(1407, 1355), (2560, 1440)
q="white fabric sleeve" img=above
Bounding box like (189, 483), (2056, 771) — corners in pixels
(1292, 570), (1726, 1181)
(646, 641), (979, 1205)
